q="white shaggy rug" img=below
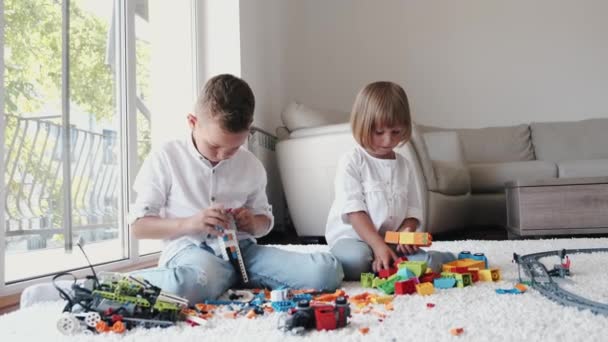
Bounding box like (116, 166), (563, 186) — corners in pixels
(1, 238), (608, 342)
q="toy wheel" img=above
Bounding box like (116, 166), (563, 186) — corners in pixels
(84, 312), (101, 327)
(57, 313), (80, 335)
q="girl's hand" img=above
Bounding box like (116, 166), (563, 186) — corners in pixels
(371, 243), (398, 272)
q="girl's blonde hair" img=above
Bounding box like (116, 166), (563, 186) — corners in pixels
(350, 81), (411, 149)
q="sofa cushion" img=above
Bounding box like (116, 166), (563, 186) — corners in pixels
(281, 102), (349, 132)
(558, 159), (608, 178)
(469, 161), (557, 193)
(420, 124), (534, 163)
(531, 118), (608, 161)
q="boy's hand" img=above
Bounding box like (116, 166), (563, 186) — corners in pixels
(397, 224), (420, 255)
(181, 204), (229, 237)
(371, 243), (398, 272)
(232, 207), (255, 234)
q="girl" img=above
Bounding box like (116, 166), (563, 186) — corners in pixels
(325, 81), (454, 280)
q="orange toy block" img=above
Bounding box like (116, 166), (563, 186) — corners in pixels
(442, 259), (486, 272)
(385, 231), (401, 244)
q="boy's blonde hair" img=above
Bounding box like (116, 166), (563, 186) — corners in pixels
(350, 81), (411, 149)
(195, 74), (255, 132)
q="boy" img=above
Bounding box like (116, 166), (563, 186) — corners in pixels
(130, 74), (343, 303)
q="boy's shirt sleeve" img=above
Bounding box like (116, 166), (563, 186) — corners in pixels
(128, 149), (171, 225)
(245, 163), (274, 238)
(335, 154), (367, 224)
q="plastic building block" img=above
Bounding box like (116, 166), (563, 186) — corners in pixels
(271, 301), (295, 312)
(396, 267), (416, 280)
(385, 231), (401, 244)
(434, 277), (457, 289)
(442, 259), (485, 272)
(471, 253), (488, 268)
(394, 279), (417, 295)
(372, 277), (387, 288)
(457, 251), (472, 259)
(450, 327), (464, 336)
(384, 232), (432, 247)
(419, 272), (441, 283)
(378, 267), (398, 279)
(361, 273), (374, 288)
(393, 257), (409, 269)
(478, 268), (501, 282)
(217, 216), (249, 284)
(399, 261), (428, 277)
(415, 282), (435, 296)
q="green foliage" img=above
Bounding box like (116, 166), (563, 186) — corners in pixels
(4, 0), (114, 121)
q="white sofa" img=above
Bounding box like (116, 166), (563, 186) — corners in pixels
(276, 102), (608, 237)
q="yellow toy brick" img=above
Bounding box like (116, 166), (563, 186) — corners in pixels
(385, 231), (401, 244)
(478, 268), (501, 281)
(371, 295), (394, 304)
(415, 282), (435, 296)
(394, 232), (432, 246)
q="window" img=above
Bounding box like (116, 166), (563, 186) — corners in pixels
(1, 0), (197, 289)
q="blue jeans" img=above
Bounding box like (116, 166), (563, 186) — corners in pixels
(131, 240), (344, 303)
(330, 238), (456, 280)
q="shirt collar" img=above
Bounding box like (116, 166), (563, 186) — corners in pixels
(187, 134), (220, 169)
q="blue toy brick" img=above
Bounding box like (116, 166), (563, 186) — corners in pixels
(472, 253), (488, 268)
(434, 277), (457, 289)
(458, 251), (472, 260)
(271, 300), (296, 312)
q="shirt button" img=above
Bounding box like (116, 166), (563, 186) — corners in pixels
(211, 196), (215, 202)
(212, 169), (216, 174)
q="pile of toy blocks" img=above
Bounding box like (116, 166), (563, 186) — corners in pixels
(360, 232), (502, 296)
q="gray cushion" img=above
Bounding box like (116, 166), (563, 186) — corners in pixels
(432, 160), (471, 195)
(469, 160), (557, 193)
(420, 124), (534, 163)
(281, 102), (349, 132)
(410, 123), (438, 191)
(558, 159), (608, 178)
(531, 118), (608, 161)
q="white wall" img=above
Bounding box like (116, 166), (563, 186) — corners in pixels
(243, 0), (608, 130)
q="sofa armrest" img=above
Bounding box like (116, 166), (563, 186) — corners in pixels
(411, 128), (471, 196)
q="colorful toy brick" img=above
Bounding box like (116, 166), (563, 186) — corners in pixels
(384, 232), (432, 247)
(433, 277), (457, 289)
(457, 251), (472, 259)
(452, 268), (479, 282)
(393, 256), (409, 269)
(419, 272), (441, 283)
(398, 261), (428, 277)
(395, 278), (418, 295)
(378, 267), (398, 279)
(396, 267), (416, 280)
(442, 259), (485, 272)
(360, 273), (374, 288)
(372, 277), (387, 288)
(471, 253), (488, 268)
(440, 272), (472, 287)
(415, 282), (435, 296)
(478, 268), (501, 282)
(385, 231), (401, 244)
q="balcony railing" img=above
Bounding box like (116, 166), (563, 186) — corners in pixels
(4, 114), (119, 248)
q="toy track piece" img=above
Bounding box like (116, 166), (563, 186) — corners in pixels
(217, 222), (249, 284)
(514, 248), (608, 316)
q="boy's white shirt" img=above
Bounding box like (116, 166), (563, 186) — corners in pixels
(129, 137), (274, 266)
(325, 145), (423, 247)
